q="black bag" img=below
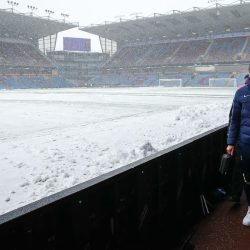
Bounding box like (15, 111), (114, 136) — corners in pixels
(219, 154), (233, 176)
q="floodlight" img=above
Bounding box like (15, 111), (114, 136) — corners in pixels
(61, 13), (69, 22)
(7, 1), (19, 12)
(27, 5), (38, 16)
(45, 9), (55, 19)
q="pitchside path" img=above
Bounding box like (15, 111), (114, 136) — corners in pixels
(191, 197), (250, 249)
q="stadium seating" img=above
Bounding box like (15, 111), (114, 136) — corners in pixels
(0, 41), (52, 68)
(138, 43), (180, 66)
(1, 36), (249, 88)
(171, 40), (211, 65)
(90, 72), (158, 87)
(90, 71), (246, 87)
(0, 76), (72, 89)
(107, 36), (248, 69)
(204, 37), (246, 63)
(109, 43), (180, 67)
(0, 41), (74, 89)
(242, 38), (250, 61)
(95, 35), (250, 87)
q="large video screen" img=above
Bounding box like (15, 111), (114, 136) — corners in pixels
(63, 37), (91, 52)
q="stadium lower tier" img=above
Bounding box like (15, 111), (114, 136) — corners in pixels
(0, 72), (246, 89)
(0, 76), (73, 89)
(89, 72), (246, 87)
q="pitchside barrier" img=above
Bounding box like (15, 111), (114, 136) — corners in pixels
(0, 125), (228, 250)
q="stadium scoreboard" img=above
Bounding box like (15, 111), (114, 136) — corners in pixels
(63, 37), (91, 52)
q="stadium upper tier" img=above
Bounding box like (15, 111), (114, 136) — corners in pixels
(81, 2), (250, 43)
(106, 36), (250, 68)
(0, 9), (77, 39)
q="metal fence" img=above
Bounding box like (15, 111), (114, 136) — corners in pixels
(0, 125), (227, 250)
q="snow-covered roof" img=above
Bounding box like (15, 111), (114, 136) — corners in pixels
(0, 9), (78, 39)
(80, 1), (250, 43)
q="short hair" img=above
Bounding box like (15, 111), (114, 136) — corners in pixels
(244, 74), (249, 79)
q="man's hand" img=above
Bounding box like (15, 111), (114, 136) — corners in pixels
(226, 145), (235, 156)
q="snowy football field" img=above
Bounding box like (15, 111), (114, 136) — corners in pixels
(0, 87), (236, 215)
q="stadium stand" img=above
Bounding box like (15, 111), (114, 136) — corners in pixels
(2, 2), (250, 88)
(0, 75), (70, 89)
(141, 43), (180, 66)
(171, 40), (211, 65)
(80, 2), (250, 87)
(47, 51), (109, 86)
(0, 9), (77, 89)
(205, 37), (246, 63)
(106, 37), (249, 68)
(90, 72), (158, 87)
(242, 37), (250, 61)
(90, 70), (249, 87)
(0, 41), (51, 68)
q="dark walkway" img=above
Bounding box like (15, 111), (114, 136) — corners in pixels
(190, 197), (250, 250)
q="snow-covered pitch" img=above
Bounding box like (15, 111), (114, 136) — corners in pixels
(0, 87), (235, 215)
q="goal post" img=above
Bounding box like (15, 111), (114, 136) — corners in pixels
(159, 79), (183, 87)
(208, 78), (237, 88)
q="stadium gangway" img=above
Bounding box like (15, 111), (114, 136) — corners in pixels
(0, 124), (232, 249)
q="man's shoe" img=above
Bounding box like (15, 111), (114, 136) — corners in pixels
(243, 208), (250, 226)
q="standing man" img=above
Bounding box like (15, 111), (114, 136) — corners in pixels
(228, 74), (249, 203)
(227, 67), (250, 226)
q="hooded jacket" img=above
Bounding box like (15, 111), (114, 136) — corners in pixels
(227, 80), (250, 146)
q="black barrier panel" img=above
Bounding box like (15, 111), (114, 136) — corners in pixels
(0, 125), (228, 250)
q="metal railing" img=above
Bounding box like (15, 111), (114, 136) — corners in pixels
(0, 124), (228, 249)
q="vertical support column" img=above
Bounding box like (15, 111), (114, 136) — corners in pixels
(43, 37), (46, 55)
(111, 40), (113, 56)
(105, 38), (107, 54)
(99, 36), (104, 53)
(49, 35), (52, 52)
(54, 34), (58, 51)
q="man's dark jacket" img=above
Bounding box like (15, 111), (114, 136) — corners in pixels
(228, 81), (250, 147)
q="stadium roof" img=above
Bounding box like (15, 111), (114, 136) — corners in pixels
(80, 1), (250, 43)
(0, 9), (78, 38)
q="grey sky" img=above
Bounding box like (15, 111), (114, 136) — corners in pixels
(2, 0), (234, 51)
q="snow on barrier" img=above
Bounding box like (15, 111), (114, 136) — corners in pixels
(0, 124), (228, 249)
